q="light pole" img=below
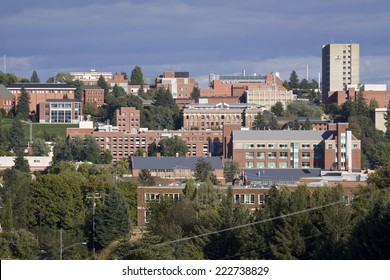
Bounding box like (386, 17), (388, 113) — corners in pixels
(59, 229), (87, 260)
(86, 193), (101, 256)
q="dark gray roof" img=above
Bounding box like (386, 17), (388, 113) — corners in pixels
(132, 156), (223, 170)
(0, 84), (14, 98)
(233, 130), (334, 141)
(80, 85), (103, 90)
(8, 83), (76, 89)
(244, 168), (321, 182)
(276, 117), (330, 123)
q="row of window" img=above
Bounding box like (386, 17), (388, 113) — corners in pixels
(144, 193), (180, 203)
(245, 161), (315, 168)
(245, 152), (314, 159)
(244, 143), (315, 149)
(234, 194), (268, 205)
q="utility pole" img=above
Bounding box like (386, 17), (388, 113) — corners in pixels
(86, 193), (101, 256)
(59, 229), (63, 260)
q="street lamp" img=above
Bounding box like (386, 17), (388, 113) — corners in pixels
(59, 229), (87, 260)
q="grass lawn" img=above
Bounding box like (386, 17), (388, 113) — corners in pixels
(0, 118), (78, 140)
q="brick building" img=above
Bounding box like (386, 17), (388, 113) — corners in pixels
(7, 83), (76, 114)
(182, 102), (265, 130)
(227, 123), (361, 171)
(81, 85), (104, 106)
(116, 107), (140, 131)
(0, 84), (15, 112)
(156, 71), (197, 99)
(107, 74), (129, 93)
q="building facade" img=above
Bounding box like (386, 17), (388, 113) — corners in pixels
(156, 71), (197, 99)
(70, 70), (112, 85)
(38, 99), (81, 123)
(229, 123), (361, 171)
(0, 84), (15, 112)
(116, 107), (140, 131)
(81, 85), (104, 106)
(7, 83), (76, 114)
(322, 43), (360, 103)
(245, 85), (294, 109)
(182, 102), (265, 130)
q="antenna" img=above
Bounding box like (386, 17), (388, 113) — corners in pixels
(3, 54), (6, 73)
(306, 64), (309, 81)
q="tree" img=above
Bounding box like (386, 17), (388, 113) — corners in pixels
(252, 112), (267, 130)
(30, 70), (40, 83)
(84, 135), (102, 163)
(223, 159), (240, 183)
(16, 86), (30, 119)
(138, 169), (156, 186)
(9, 116), (25, 154)
(159, 136), (188, 156)
(95, 188), (131, 250)
(303, 117), (311, 130)
(288, 71), (300, 89)
(31, 138), (50, 156)
(190, 86), (200, 99)
(384, 100), (390, 139)
(13, 154), (30, 172)
(2, 198), (13, 233)
(271, 101), (284, 117)
(194, 158), (217, 183)
(97, 75), (110, 100)
(130, 65), (144, 85)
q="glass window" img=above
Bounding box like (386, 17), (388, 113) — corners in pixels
(245, 152), (254, 159)
(257, 144), (265, 148)
(301, 144), (310, 149)
(245, 143), (255, 149)
(257, 152), (265, 159)
(245, 162), (254, 168)
(257, 162), (265, 168)
(279, 162), (288, 168)
(259, 194), (267, 205)
(279, 152), (288, 159)
(302, 152), (310, 159)
(268, 162), (276, 168)
(302, 162), (310, 168)
(268, 152), (276, 159)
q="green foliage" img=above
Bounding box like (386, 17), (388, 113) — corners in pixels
(97, 75), (110, 100)
(95, 188), (131, 250)
(159, 136), (188, 156)
(16, 87), (30, 119)
(252, 111), (280, 130)
(130, 65), (144, 85)
(288, 70), (300, 89)
(2, 198), (13, 232)
(194, 158), (216, 183)
(190, 86), (200, 99)
(223, 159), (240, 183)
(286, 101), (324, 118)
(116, 181), (138, 227)
(13, 154), (30, 172)
(8, 116), (25, 154)
(138, 169), (156, 186)
(0, 230), (39, 259)
(0, 71), (18, 86)
(30, 70), (40, 83)
(115, 159), (130, 176)
(31, 138), (50, 156)
(271, 101), (284, 117)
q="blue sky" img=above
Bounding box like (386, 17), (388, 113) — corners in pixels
(1, 0), (390, 87)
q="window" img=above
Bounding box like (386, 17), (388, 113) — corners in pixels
(268, 144), (276, 149)
(245, 152), (254, 159)
(268, 152), (276, 159)
(279, 144), (288, 149)
(302, 152), (310, 159)
(259, 194), (267, 205)
(279, 162), (288, 168)
(245, 162), (254, 168)
(268, 162), (276, 168)
(245, 143), (255, 149)
(327, 144), (333, 149)
(257, 152), (265, 159)
(257, 144), (266, 148)
(353, 143), (358, 149)
(302, 162), (310, 168)
(301, 144), (310, 149)
(257, 162), (265, 168)
(279, 152), (288, 159)
(235, 194), (255, 204)
(164, 193), (180, 202)
(145, 193), (160, 202)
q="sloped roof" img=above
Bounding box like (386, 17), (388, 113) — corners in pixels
(0, 84), (14, 98)
(8, 83), (76, 89)
(132, 156), (223, 170)
(233, 130), (334, 141)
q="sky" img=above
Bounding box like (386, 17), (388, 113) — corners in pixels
(1, 0), (390, 88)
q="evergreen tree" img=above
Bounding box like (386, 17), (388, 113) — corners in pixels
(190, 86), (200, 99)
(384, 100), (390, 139)
(223, 159), (241, 183)
(303, 117), (311, 130)
(130, 65), (144, 85)
(271, 101), (284, 117)
(138, 169), (156, 186)
(16, 86), (30, 120)
(252, 112), (267, 130)
(9, 116), (25, 154)
(288, 71), (300, 89)
(2, 198), (13, 233)
(95, 188), (131, 250)
(194, 158), (217, 183)
(31, 138), (50, 156)
(13, 154), (30, 173)
(30, 70), (40, 83)
(97, 75), (110, 100)
(159, 136), (188, 156)
(84, 135), (102, 163)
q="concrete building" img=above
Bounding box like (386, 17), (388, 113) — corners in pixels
(0, 84), (15, 112)
(182, 102), (265, 130)
(70, 69), (112, 86)
(38, 99), (81, 123)
(81, 85), (104, 106)
(322, 43), (360, 103)
(107, 74), (129, 93)
(156, 71), (197, 99)
(245, 85), (294, 109)
(7, 83), (76, 114)
(0, 156), (52, 171)
(228, 123), (361, 171)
